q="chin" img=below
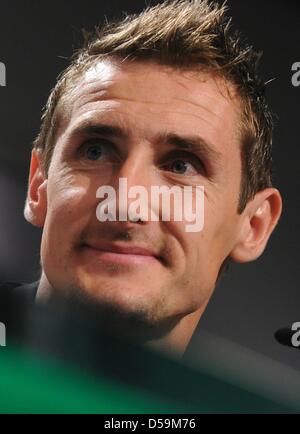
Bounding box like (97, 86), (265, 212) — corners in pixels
(70, 277), (169, 324)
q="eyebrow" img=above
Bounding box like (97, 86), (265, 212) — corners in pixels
(156, 132), (222, 167)
(69, 122), (128, 140)
(69, 121), (223, 171)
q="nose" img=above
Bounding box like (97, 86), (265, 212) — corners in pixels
(118, 148), (151, 189)
(115, 148), (156, 223)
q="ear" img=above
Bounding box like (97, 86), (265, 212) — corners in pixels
(24, 150), (47, 228)
(230, 188), (282, 263)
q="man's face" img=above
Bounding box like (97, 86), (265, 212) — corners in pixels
(38, 60), (243, 326)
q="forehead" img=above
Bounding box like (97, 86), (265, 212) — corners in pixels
(61, 59), (242, 160)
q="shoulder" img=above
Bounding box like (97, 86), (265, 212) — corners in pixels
(0, 280), (39, 303)
(0, 281), (39, 342)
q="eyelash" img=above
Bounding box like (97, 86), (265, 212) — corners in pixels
(77, 139), (206, 175)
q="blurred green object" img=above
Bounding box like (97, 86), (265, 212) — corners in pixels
(0, 346), (178, 414)
(0, 285), (297, 414)
(0, 344), (294, 414)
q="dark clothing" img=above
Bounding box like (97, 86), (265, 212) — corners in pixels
(0, 280), (39, 303)
(0, 281), (39, 348)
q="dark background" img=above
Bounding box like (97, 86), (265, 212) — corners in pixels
(0, 0), (299, 371)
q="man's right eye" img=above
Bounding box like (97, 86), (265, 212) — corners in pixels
(84, 144), (104, 161)
(77, 139), (113, 162)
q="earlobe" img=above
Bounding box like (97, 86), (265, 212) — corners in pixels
(24, 150), (47, 228)
(230, 188), (282, 263)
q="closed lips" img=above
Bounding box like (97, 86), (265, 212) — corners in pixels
(82, 243), (160, 258)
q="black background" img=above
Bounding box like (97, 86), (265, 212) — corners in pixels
(0, 0), (299, 370)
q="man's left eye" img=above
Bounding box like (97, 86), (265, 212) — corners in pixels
(168, 159), (200, 176)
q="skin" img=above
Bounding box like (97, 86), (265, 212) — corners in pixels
(25, 60), (282, 355)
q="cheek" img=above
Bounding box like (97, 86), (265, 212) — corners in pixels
(203, 202), (240, 265)
(44, 172), (100, 243)
(179, 201), (237, 276)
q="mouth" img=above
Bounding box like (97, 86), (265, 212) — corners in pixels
(79, 242), (163, 266)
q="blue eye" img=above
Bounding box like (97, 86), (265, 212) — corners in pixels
(171, 160), (190, 174)
(85, 145), (103, 161)
(169, 159), (201, 176)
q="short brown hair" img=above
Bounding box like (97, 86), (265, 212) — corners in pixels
(33, 0), (274, 213)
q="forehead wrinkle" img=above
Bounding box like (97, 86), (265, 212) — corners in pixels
(100, 104), (219, 134)
(70, 99), (120, 122)
(113, 100), (221, 132)
(76, 91), (224, 132)
(172, 94), (232, 118)
(107, 91), (224, 115)
(86, 77), (236, 130)
(66, 64), (239, 134)
(69, 88), (220, 131)
(68, 85), (110, 115)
